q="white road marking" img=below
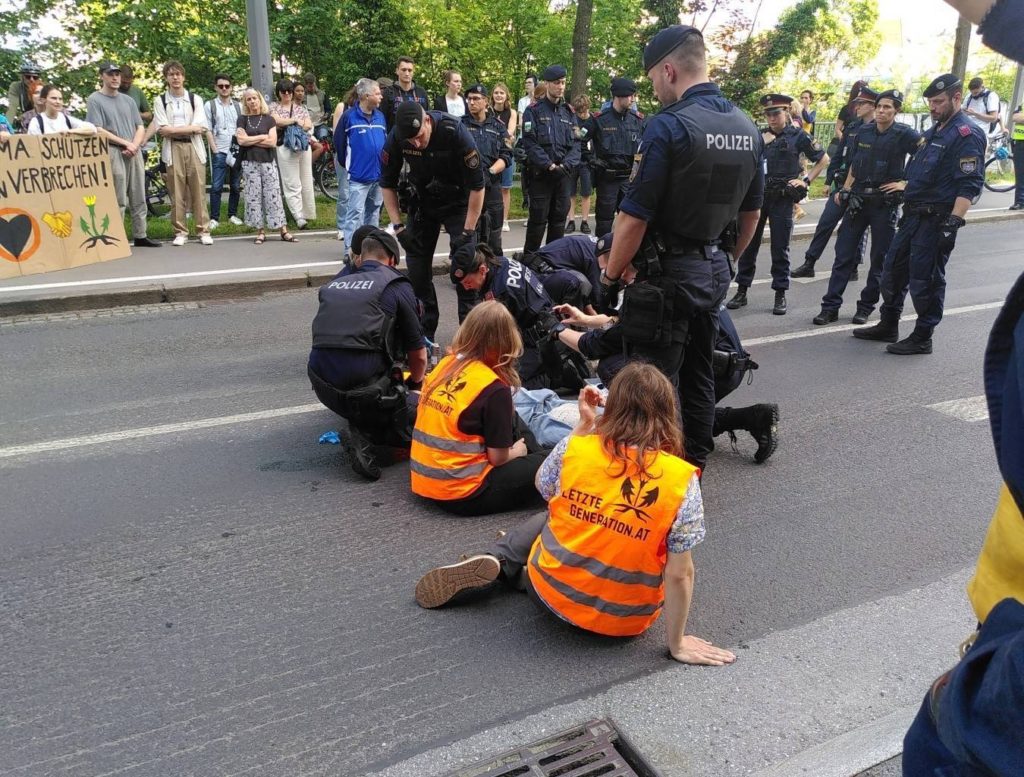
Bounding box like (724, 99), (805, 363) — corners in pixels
(927, 395), (989, 422)
(0, 404), (324, 459)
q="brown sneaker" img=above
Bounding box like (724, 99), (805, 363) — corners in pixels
(414, 555), (501, 609)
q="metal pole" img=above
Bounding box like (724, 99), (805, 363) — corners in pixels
(245, 0), (274, 99)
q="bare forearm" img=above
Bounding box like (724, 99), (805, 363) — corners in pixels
(463, 188), (485, 231)
(663, 569), (695, 654)
(808, 155), (828, 181)
(952, 196), (972, 219)
(605, 212), (646, 279)
(382, 189), (402, 225)
(407, 348), (427, 382)
(733, 210), (759, 258)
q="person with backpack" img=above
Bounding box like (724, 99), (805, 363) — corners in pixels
(963, 77), (1003, 141)
(26, 85), (97, 135)
(153, 60), (212, 246)
(204, 74), (243, 230)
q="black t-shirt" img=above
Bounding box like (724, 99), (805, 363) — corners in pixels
(236, 114), (276, 163)
(456, 380), (514, 448)
(837, 104), (853, 127)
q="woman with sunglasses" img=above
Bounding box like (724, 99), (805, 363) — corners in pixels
(269, 78), (316, 230)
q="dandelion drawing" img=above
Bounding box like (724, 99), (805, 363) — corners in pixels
(79, 194), (119, 249)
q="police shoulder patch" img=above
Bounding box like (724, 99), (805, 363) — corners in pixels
(464, 149), (480, 169)
(958, 124), (971, 137)
(524, 120), (532, 132)
(959, 156), (978, 174)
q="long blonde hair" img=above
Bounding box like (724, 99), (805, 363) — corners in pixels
(241, 88), (269, 116)
(425, 301), (523, 395)
(597, 361), (684, 478)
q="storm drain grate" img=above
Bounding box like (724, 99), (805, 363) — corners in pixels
(444, 718), (661, 777)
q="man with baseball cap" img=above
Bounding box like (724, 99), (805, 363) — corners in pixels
(380, 100), (486, 339)
(583, 77), (645, 236)
(308, 226), (426, 481)
(520, 64), (581, 252)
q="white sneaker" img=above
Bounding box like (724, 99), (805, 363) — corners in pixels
(502, 220), (510, 232)
(172, 234), (187, 246)
(337, 230), (344, 241)
(200, 234), (213, 245)
(229, 216), (243, 226)
(208, 219), (219, 231)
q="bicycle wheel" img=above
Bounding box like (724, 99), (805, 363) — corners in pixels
(983, 154), (1015, 193)
(145, 170), (169, 216)
(317, 158), (339, 201)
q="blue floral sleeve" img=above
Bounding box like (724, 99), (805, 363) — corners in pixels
(666, 473), (705, 554)
(535, 436), (571, 501)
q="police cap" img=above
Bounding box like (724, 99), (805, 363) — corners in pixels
(923, 73), (962, 98)
(465, 83), (488, 98)
(876, 89), (904, 108)
(359, 228), (401, 262)
(394, 102), (426, 141)
(350, 225), (379, 256)
(542, 64), (567, 82)
(449, 243), (480, 283)
(852, 85), (879, 103)
(595, 233), (613, 256)
(610, 77), (637, 97)
(760, 93), (794, 111)
(642, 25), (703, 72)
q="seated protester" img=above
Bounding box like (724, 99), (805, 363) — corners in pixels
(308, 226), (427, 481)
(517, 232), (607, 313)
(414, 362), (737, 668)
(451, 244), (592, 392)
(411, 301), (551, 516)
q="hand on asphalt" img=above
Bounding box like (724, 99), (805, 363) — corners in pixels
(670, 636), (737, 666)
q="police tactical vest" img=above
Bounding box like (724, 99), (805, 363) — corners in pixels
(763, 126), (805, 181)
(310, 262), (410, 356)
(592, 109), (643, 169)
(851, 121), (916, 185)
(490, 258), (552, 328)
(657, 99), (761, 243)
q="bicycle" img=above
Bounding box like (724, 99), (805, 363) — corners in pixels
(142, 149), (170, 216)
(983, 131), (1015, 193)
(313, 133), (338, 201)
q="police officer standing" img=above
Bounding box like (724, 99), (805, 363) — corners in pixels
(462, 84), (513, 255)
(600, 24), (764, 471)
(853, 74), (985, 355)
(521, 65), (580, 252)
(813, 89), (921, 325)
(307, 227), (427, 481)
(381, 102), (486, 339)
(727, 94), (828, 315)
(584, 77), (645, 237)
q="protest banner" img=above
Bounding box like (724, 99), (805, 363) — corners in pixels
(0, 133), (131, 279)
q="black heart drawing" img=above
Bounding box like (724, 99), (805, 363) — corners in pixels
(0, 214), (33, 259)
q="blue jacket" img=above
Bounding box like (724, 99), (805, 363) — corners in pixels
(335, 105), (387, 184)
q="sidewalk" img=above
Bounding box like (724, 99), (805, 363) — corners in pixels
(1, 194), (1019, 317)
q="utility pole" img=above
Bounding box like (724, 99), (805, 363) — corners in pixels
(246, 0), (274, 99)
(951, 16), (971, 83)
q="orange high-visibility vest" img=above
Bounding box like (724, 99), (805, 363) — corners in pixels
(410, 354), (500, 500)
(528, 434), (697, 636)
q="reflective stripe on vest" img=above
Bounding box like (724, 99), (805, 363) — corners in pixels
(410, 355), (498, 500)
(527, 434), (697, 636)
(1013, 122), (1024, 142)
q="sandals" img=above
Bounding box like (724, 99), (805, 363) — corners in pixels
(254, 232), (265, 245)
(280, 231), (298, 242)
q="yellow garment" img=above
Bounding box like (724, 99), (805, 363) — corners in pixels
(967, 483), (1024, 623)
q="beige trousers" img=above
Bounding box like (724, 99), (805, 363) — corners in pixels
(167, 140), (210, 236)
(276, 146), (316, 222)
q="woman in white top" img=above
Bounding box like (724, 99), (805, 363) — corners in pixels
(432, 70), (467, 117)
(26, 85), (98, 135)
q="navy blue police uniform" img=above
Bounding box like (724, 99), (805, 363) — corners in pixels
(817, 90), (921, 324)
(521, 234), (605, 309)
(521, 65), (581, 252)
(854, 74), (986, 354)
(614, 25), (764, 470)
(583, 78), (644, 236)
(380, 107), (486, 338)
(793, 88), (877, 277)
(462, 85), (513, 256)
(732, 94), (824, 306)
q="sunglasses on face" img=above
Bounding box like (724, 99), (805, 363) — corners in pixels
(26, 74), (41, 80)
(279, 89), (293, 94)
(217, 83), (231, 89)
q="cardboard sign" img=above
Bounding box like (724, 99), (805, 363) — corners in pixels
(0, 133), (130, 279)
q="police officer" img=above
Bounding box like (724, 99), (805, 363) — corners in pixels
(584, 77), (644, 236)
(792, 86), (878, 278)
(520, 232), (607, 311)
(727, 94), (828, 315)
(381, 101), (486, 339)
(462, 84), (513, 255)
(853, 74), (985, 355)
(307, 227), (427, 481)
(600, 24), (764, 471)
(814, 89), (921, 325)
(451, 245), (591, 391)
(1011, 101), (1024, 210)
(521, 64), (580, 252)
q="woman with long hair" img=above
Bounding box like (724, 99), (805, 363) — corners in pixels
(490, 82), (517, 232)
(235, 88), (291, 244)
(414, 361), (735, 666)
(25, 85), (97, 135)
(410, 300), (550, 516)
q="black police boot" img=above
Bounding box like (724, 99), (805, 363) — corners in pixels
(772, 290), (787, 316)
(813, 308), (838, 325)
(726, 287), (748, 309)
(886, 330), (933, 355)
(565, 219), (576, 233)
(580, 220), (591, 234)
(791, 260), (816, 278)
(853, 314), (899, 343)
(749, 403), (780, 464)
(347, 427), (381, 481)
(851, 308), (871, 325)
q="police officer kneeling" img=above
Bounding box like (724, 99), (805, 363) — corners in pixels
(308, 227), (427, 481)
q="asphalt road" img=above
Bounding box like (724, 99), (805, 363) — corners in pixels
(2, 220), (1021, 776)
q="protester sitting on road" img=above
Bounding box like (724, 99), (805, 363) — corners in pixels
(308, 226), (426, 481)
(25, 85), (97, 135)
(235, 87), (291, 245)
(414, 361), (736, 667)
(410, 300), (551, 516)
(269, 78), (316, 229)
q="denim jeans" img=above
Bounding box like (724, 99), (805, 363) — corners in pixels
(209, 152), (241, 221)
(342, 179), (383, 247)
(334, 157), (350, 231)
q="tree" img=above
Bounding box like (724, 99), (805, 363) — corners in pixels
(568, 0), (594, 101)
